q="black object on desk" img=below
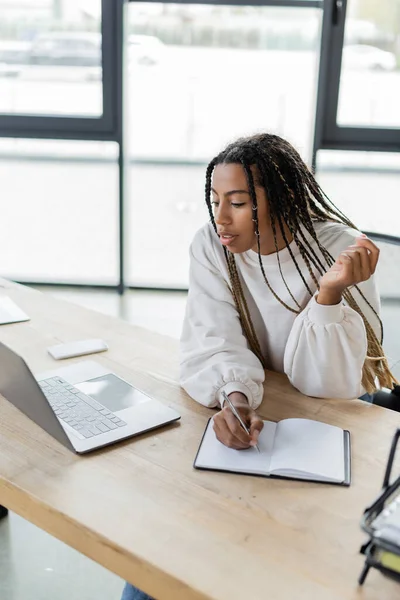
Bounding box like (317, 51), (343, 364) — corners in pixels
(373, 385), (400, 412)
(359, 428), (400, 585)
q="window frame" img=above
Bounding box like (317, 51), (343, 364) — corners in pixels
(0, 0), (121, 141)
(313, 0), (400, 163)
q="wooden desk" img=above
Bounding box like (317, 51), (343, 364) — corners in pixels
(0, 279), (399, 600)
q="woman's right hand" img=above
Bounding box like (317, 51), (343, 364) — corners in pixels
(213, 392), (264, 449)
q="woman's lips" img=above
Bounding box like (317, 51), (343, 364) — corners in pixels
(219, 234), (237, 246)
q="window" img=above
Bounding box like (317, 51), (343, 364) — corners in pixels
(0, 0), (103, 117)
(0, 139), (119, 284)
(337, 0), (400, 128)
(313, 0), (400, 155)
(317, 151), (400, 238)
(126, 2), (322, 287)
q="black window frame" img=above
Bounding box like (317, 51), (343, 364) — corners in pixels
(313, 0), (400, 163)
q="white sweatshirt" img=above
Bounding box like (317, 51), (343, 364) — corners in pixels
(180, 220), (381, 409)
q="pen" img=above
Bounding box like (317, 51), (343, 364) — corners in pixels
(222, 391), (260, 453)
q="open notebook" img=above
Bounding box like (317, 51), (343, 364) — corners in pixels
(194, 417), (351, 486)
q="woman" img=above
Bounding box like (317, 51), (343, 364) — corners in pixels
(180, 133), (396, 450)
(120, 133), (396, 600)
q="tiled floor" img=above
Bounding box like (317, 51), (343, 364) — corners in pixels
(1, 285), (400, 600)
(0, 513), (125, 600)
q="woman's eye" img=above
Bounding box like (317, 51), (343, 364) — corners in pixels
(211, 200), (245, 208)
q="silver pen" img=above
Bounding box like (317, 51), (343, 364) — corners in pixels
(222, 391), (260, 453)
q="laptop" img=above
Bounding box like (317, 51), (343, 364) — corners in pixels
(0, 340), (181, 454)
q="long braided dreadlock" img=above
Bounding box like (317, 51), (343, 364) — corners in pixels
(205, 133), (397, 394)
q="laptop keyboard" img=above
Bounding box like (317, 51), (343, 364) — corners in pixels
(39, 376), (127, 438)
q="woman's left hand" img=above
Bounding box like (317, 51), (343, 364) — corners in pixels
(318, 235), (380, 305)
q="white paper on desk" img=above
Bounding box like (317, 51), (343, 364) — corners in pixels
(0, 297), (30, 325)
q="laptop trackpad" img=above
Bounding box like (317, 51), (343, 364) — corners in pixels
(76, 373), (150, 413)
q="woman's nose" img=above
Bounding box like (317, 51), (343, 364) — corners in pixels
(215, 205), (231, 225)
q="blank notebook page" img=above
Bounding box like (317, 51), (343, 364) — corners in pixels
(270, 418), (345, 481)
(195, 419), (277, 475)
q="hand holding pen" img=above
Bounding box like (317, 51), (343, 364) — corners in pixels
(212, 391), (264, 451)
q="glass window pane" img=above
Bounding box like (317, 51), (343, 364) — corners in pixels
(0, 139), (119, 284)
(126, 3), (321, 287)
(337, 0), (400, 127)
(0, 1), (102, 116)
(317, 150), (400, 238)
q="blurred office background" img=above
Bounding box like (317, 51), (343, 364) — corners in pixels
(0, 0), (399, 598)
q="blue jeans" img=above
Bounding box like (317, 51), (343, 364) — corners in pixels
(121, 583), (154, 600)
(359, 392), (373, 403)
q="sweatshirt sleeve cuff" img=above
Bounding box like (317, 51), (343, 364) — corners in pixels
(307, 294), (345, 326)
(217, 382), (255, 409)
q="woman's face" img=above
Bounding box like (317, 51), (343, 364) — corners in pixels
(211, 163), (271, 254)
